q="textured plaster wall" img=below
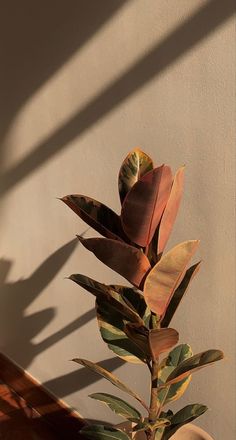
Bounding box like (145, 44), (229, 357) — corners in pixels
(0, 1), (235, 438)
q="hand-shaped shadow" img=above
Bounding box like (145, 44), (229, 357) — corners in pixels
(0, 238), (94, 368)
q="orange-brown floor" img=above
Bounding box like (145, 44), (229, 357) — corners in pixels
(0, 382), (59, 439)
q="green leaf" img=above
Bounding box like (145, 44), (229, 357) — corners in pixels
(69, 274), (143, 325)
(144, 240), (199, 316)
(157, 167), (185, 255)
(161, 262), (201, 327)
(89, 393), (141, 422)
(60, 195), (125, 241)
(72, 358), (148, 410)
(157, 345), (193, 406)
(163, 404), (208, 440)
(80, 425), (131, 440)
(158, 349), (224, 390)
(162, 344), (193, 368)
(77, 236), (151, 288)
(96, 297), (147, 364)
(118, 148), (153, 204)
(121, 165), (172, 247)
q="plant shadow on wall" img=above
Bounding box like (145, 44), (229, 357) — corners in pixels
(0, 0), (235, 196)
(0, 238), (107, 372)
(0, 0), (127, 172)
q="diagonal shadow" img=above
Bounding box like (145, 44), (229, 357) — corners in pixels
(0, 0), (235, 196)
(0, 0), (127, 145)
(43, 357), (124, 399)
(0, 238), (95, 368)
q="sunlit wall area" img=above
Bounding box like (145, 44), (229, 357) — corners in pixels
(0, 1), (235, 438)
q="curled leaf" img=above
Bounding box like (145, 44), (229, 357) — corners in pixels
(118, 148), (153, 204)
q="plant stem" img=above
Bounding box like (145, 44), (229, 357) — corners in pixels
(149, 359), (159, 423)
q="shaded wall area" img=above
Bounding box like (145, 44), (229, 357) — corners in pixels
(0, 1), (235, 439)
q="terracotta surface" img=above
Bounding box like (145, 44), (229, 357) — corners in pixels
(0, 382), (59, 439)
(171, 424), (214, 440)
(117, 421), (214, 440)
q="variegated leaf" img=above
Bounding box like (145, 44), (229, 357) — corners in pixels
(110, 285), (151, 327)
(69, 274), (143, 325)
(61, 195), (124, 241)
(72, 358), (148, 410)
(157, 345), (193, 406)
(144, 240), (199, 316)
(124, 324), (150, 359)
(157, 167), (185, 255)
(89, 393), (141, 422)
(162, 404), (208, 440)
(121, 166), (172, 247)
(158, 349), (224, 390)
(77, 236), (151, 288)
(161, 262), (201, 327)
(96, 298), (147, 364)
(80, 425), (130, 440)
(118, 148), (153, 204)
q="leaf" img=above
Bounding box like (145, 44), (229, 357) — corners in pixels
(157, 345), (193, 406)
(61, 195), (124, 241)
(163, 404), (208, 440)
(118, 148), (153, 204)
(161, 262), (201, 327)
(158, 349), (224, 389)
(170, 404), (207, 425)
(158, 344), (193, 386)
(144, 240), (199, 316)
(69, 274), (143, 325)
(157, 167), (185, 255)
(121, 166), (173, 247)
(89, 393), (141, 422)
(133, 418), (170, 432)
(149, 328), (179, 359)
(110, 285), (151, 327)
(163, 344), (193, 368)
(124, 324), (150, 359)
(73, 358), (148, 410)
(157, 374), (191, 408)
(96, 299), (147, 363)
(77, 236), (151, 287)
(80, 425), (131, 440)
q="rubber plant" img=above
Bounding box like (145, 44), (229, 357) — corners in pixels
(60, 149), (223, 440)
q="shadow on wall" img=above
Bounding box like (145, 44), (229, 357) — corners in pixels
(0, 238), (96, 368)
(43, 357), (124, 399)
(0, 0), (235, 196)
(0, 0), (127, 147)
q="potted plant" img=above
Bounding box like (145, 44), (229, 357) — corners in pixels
(60, 149), (223, 440)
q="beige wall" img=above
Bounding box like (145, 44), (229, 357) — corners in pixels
(0, 1), (235, 438)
